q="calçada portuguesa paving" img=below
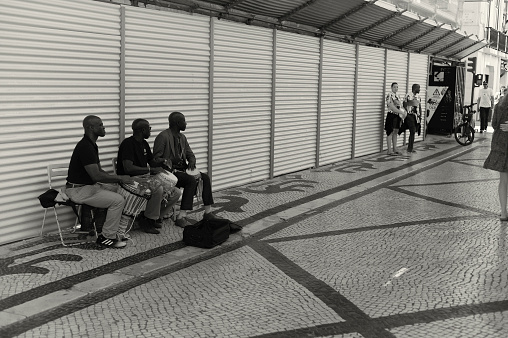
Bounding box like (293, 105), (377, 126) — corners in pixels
(0, 133), (507, 338)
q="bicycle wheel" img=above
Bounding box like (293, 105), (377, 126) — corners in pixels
(454, 124), (474, 146)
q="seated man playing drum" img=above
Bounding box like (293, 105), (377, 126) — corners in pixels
(153, 111), (222, 228)
(66, 115), (135, 249)
(117, 119), (181, 234)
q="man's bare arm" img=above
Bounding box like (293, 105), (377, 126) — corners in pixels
(84, 163), (134, 184)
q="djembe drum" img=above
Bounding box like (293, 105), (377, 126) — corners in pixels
(117, 179), (152, 217)
(151, 170), (178, 191)
(116, 178), (152, 238)
(143, 170), (179, 221)
(144, 170), (177, 204)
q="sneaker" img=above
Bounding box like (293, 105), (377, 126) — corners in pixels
(140, 217), (160, 234)
(203, 212), (225, 221)
(96, 234), (127, 248)
(117, 232), (131, 242)
(175, 217), (190, 228)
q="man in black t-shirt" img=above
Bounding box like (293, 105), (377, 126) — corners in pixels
(66, 115), (134, 249)
(117, 119), (181, 234)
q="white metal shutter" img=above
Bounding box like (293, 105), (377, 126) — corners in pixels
(355, 45), (386, 157)
(385, 50), (409, 149)
(212, 20), (273, 190)
(274, 31), (320, 176)
(124, 7), (210, 172)
(0, 0), (121, 245)
(320, 40), (356, 165)
(408, 53), (429, 143)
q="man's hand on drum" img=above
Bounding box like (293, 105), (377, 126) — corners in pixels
(150, 167), (166, 175)
(119, 175), (135, 185)
(154, 158), (172, 171)
(187, 162), (196, 171)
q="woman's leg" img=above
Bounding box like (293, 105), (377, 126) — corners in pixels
(392, 129), (399, 153)
(386, 133), (392, 154)
(499, 172), (508, 218)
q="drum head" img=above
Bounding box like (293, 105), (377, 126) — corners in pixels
(186, 168), (201, 178)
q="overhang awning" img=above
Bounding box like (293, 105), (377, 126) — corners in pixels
(131, 0), (486, 60)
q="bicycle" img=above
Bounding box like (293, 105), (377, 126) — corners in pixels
(454, 103), (477, 146)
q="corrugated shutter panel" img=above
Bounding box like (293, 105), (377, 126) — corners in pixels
(274, 31), (320, 176)
(385, 50), (409, 149)
(355, 45), (385, 157)
(0, 0), (121, 245)
(408, 53), (429, 143)
(124, 7), (210, 172)
(320, 40), (356, 165)
(212, 20), (273, 190)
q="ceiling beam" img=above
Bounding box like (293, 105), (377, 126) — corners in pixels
(416, 28), (459, 53)
(224, 0), (248, 11)
(399, 23), (444, 48)
(377, 16), (426, 44)
(433, 34), (473, 55)
(279, 0), (322, 22)
(449, 40), (486, 58)
(350, 9), (406, 39)
(320, 0), (379, 31)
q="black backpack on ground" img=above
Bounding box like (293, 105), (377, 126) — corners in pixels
(183, 218), (241, 249)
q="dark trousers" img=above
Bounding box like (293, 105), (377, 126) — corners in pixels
(405, 114), (417, 152)
(174, 171), (214, 210)
(479, 107), (489, 131)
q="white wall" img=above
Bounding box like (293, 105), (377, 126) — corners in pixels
(0, 0), (430, 245)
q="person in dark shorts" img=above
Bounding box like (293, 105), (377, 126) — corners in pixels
(384, 82), (406, 155)
(401, 83), (422, 154)
(484, 89), (508, 221)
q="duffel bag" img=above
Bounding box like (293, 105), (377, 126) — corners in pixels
(183, 218), (230, 248)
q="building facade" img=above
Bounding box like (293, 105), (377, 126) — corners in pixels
(0, 0), (482, 245)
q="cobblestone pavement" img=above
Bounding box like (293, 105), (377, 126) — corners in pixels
(0, 133), (507, 338)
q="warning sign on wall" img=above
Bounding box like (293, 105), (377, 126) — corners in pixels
(426, 86), (448, 124)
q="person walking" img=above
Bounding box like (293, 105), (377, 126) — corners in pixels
(483, 90), (508, 220)
(477, 81), (494, 133)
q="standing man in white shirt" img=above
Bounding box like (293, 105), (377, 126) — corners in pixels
(477, 81), (494, 133)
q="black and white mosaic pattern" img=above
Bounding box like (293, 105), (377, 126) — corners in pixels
(0, 135), (507, 338)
